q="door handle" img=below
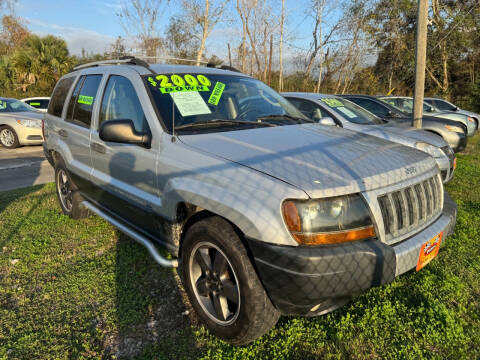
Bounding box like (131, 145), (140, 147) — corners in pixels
(90, 142), (106, 154)
(58, 129), (68, 137)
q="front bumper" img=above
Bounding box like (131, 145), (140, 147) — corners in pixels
(248, 192), (457, 316)
(14, 123), (43, 145)
(446, 132), (467, 153)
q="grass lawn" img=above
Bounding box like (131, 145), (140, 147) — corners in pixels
(1, 136), (479, 360)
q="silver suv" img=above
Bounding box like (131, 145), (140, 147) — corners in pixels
(43, 58), (457, 345)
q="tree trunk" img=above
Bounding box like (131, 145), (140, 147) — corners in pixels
(237, 0), (247, 72)
(278, 0), (285, 91)
(196, 0), (209, 66)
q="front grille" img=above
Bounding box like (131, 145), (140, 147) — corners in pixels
(378, 175), (443, 242)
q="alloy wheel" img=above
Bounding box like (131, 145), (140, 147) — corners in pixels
(57, 169), (73, 212)
(0, 128), (15, 147)
(189, 241), (241, 325)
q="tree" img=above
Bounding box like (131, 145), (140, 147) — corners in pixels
(278, 0), (285, 91)
(10, 35), (74, 95)
(165, 16), (200, 61)
(236, 0), (277, 81)
(179, 0), (228, 66)
(0, 15), (29, 55)
(302, 0), (341, 90)
(117, 0), (166, 58)
(107, 36), (128, 59)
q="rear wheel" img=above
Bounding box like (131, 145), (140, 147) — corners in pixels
(54, 159), (90, 219)
(0, 126), (19, 148)
(181, 216), (280, 345)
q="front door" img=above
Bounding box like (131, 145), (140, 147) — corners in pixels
(89, 73), (160, 238)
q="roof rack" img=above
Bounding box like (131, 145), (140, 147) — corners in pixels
(72, 56), (153, 72)
(72, 56), (242, 74)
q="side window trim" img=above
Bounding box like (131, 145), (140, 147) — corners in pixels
(66, 75), (86, 123)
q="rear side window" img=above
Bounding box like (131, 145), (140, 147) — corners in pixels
(66, 75), (102, 128)
(48, 77), (75, 117)
(99, 75), (147, 132)
(26, 99), (49, 109)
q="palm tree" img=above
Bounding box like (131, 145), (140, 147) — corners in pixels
(11, 34), (75, 95)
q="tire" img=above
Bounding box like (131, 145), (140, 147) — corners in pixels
(54, 159), (90, 219)
(0, 125), (20, 148)
(181, 216), (280, 345)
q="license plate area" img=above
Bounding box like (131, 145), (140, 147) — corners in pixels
(416, 232), (443, 271)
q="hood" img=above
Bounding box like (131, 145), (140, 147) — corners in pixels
(458, 109), (480, 119)
(179, 124), (437, 198)
(375, 123), (448, 147)
(0, 111), (43, 121)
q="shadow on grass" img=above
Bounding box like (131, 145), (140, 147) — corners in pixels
(0, 185), (48, 251)
(106, 228), (201, 359)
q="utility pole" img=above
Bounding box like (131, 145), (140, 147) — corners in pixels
(412, 0), (429, 128)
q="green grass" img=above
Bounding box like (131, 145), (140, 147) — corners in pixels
(1, 136), (480, 360)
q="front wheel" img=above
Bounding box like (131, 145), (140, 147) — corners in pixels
(181, 216), (280, 345)
(0, 126), (19, 148)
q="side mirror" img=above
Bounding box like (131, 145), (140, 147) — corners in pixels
(319, 116), (336, 126)
(99, 119), (151, 148)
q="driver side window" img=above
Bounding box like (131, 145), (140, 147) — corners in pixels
(99, 75), (147, 133)
(293, 99), (325, 121)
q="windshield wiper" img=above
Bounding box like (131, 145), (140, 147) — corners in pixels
(175, 119), (276, 130)
(256, 114), (315, 123)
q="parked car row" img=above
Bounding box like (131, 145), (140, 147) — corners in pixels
(41, 58), (459, 344)
(284, 93), (457, 183)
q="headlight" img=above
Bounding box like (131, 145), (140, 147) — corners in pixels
(282, 194), (376, 245)
(444, 124), (464, 133)
(415, 142), (445, 158)
(17, 119), (41, 128)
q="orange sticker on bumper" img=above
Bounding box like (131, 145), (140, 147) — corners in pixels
(416, 232), (443, 271)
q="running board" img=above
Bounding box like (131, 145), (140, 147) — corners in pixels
(80, 201), (178, 268)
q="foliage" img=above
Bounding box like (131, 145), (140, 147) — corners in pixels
(1, 135), (480, 359)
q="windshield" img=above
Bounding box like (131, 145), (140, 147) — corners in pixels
(0, 99), (39, 113)
(379, 97), (431, 114)
(144, 73), (308, 133)
(320, 97), (383, 125)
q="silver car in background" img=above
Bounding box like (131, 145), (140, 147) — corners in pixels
(0, 97), (43, 148)
(424, 97), (480, 130)
(379, 96), (476, 137)
(284, 93), (456, 183)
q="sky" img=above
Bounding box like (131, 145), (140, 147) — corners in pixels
(13, 0), (340, 62)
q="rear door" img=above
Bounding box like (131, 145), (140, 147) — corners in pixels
(89, 71), (160, 238)
(51, 74), (102, 193)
